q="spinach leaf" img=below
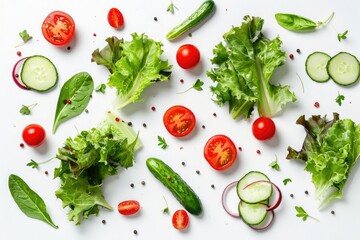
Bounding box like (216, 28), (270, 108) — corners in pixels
(52, 72), (94, 133)
(8, 174), (58, 229)
(275, 12), (334, 32)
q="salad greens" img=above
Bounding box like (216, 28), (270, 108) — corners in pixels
(337, 30), (348, 42)
(177, 79), (204, 94)
(207, 16), (296, 119)
(295, 206), (318, 221)
(91, 33), (172, 110)
(54, 111), (142, 224)
(287, 113), (360, 208)
(275, 12), (334, 32)
(8, 174), (58, 229)
(20, 103), (37, 115)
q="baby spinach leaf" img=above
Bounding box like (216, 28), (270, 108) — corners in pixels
(275, 12), (334, 32)
(52, 72), (94, 133)
(8, 174), (58, 229)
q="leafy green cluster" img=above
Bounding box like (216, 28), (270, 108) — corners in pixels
(54, 112), (142, 224)
(287, 113), (360, 208)
(207, 16), (296, 119)
(91, 33), (172, 109)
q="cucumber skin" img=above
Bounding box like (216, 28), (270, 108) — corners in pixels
(166, 0), (215, 40)
(146, 157), (202, 215)
(327, 52), (360, 86)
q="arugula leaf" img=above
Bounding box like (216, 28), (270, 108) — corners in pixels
(167, 0), (178, 14)
(337, 30), (348, 42)
(295, 206), (318, 221)
(335, 91), (345, 106)
(20, 103), (37, 115)
(283, 178), (292, 185)
(157, 136), (168, 149)
(95, 83), (106, 93)
(207, 16), (296, 119)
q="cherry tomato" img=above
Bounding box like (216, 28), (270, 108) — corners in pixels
(117, 200), (140, 216)
(163, 105), (196, 137)
(172, 209), (189, 230)
(252, 117), (276, 140)
(22, 124), (46, 147)
(41, 11), (75, 47)
(107, 8), (124, 28)
(176, 44), (200, 69)
(204, 134), (237, 171)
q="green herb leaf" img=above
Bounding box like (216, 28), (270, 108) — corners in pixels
(337, 30), (348, 42)
(167, 0), (178, 14)
(269, 155), (280, 171)
(8, 174), (58, 228)
(27, 159), (39, 169)
(283, 178), (292, 185)
(19, 30), (32, 42)
(52, 72), (94, 133)
(335, 92), (345, 106)
(157, 136), (168, 149)
(177, 79), (204, 94)
(20, 103), (37, 115)
(162, 196), (169, 214)
(95, 83), (107, 93)
(295, 206), (318, 221)
(275, 12), (334, 32)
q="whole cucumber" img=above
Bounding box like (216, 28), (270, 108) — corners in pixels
(146, 157), (202, 215)
(166, 0), (215, 41)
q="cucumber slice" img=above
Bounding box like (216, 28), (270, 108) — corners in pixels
(305, 51), (331, 82)
(327, 52), (360, 86)
(237, 171), (272, 204)
(238, 201), (268, 225)
(20, 55), (58, 91)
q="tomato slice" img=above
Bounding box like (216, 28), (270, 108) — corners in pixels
(163, 105), (196, 137)
(107, 8), (124, 28)
(172, 209), (189, 230)
(204, 135), (237, 170)
(117, 200), (140, 216)
(41, 11), (75, 47)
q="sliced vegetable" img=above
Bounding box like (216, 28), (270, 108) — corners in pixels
(305, 51), (331, 82)
(221, 181), (240, 218)
(146, 157), (202, 215)
(327, 52), (360, 86)
(12, 57), (30, 90)
(252, 117), (276, 141)
(163, 105), (196, 137)
(249, 207), (275, 230)
(176, 44), (200, 69)
(166, 0), (215, 40)
(237, 171), (272, 204)
(275, 12), (334, 32)
(20, 55), (58, 92)
(117, 200), (140, 216)
(41, 10), (75, 47)
(172, 209), (189, 230)
(238, 201), (268, 225)
(203, 134), (237, 170)
(107, 8), (124, 28)
(22, 124), (46, 147)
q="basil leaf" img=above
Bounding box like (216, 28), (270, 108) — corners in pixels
(275, 13), (317, 32)
(8, 174), (58, 229)
(52, 72), (94, 133)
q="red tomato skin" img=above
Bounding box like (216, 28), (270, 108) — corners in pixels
(203, 134), (237, 171)
(163, 105), (196, 137)
(176, 44), (200, 69)
(41, 11), (75, 47)
(22, 124), (46, 147)
(252, 117), (276, 141)
(117, 200), (140, 216)
(172, 209), (189, 230)
(107, 8), (124, 28)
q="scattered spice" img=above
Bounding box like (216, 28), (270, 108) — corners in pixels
(115, 117), (120, 122)
(102, 219), (106, 224)
(85, 109), (89, 113)
(151, 106), (156, 111)
(127, 122), (133, 127)
(289, 53), (294, 59)
(153, 17), (158, 21)
(296, 48), (301, 53)
(188, 33), (192, 37)
(63, 99), (72, 104)
(133, 229), (138, 235)
(314, 101), (320, 108)
(211, 184), (215, 189)
(141, 181), (146, 186)
(256, 149), (261, 154)
(17, 51), (22, 56)
(167, 176), (172, 181)
(305, 190), (309, 195)
(44, 171), (48, 175)
(142, 123), (147, 128)
(181, 161), (186, 166)
(196, 170), (200, 175)
(238, 146), (242, 151)
(67, 46), (71, 51)
(202, 125), (205, 129)
(93, 33), (97, 37)
(290, 193), (294, 198)
(331, 210), (335, 215)
(20, 143), (25, 148)
(180, 79), (184, 84)
(130, 183), (135, 188)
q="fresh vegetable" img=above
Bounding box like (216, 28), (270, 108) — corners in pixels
(167, 0), (178, 14)
(269, 157), (280, 171)
(327, 52), (360, 86)
(305, 51), (331, 82)
(15, 30), (32, 47)
(107, 8), (124, 28)
(337, 30), (348, 42)
(283, 178), (292, 185)
(20, 103), (37, 115)
(237, 171), (272, 204)
(52, 72), (94, 133)
(335, 92), (345, 106)
(203, 134), (237, 170)
(238, 201), (268, 225)
(22, 124), (46, 147)
(117, 200), (140, 216)
(163, 105), (196, 137)
(252, 117), (276, 141)
(176, 44), (200, 69)
(286, 113), (360, 208)
(207, 16), (296, 119)
(54, 111), (141, 224)
(20, 55), (58, 92)
(41, 10), (75, 47)
(275, 12), (334, 32)
(91, 34), (172, 109)
(166, 0), (215, 40)
(8, 174), (58, 229)
(295, 206), (318, 221)
(146, 157), (203, 215)
(221, 181), (240, 218)
(12, 57), (30, 90)
(177, 79), (204, 94)
(157, 135), (169, 149)
(172, 209), (189, 230)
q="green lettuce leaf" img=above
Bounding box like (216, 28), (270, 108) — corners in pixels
(287, 113), (360, 208)
(92, 33), (172, 109)
(207, 16), (296, 119)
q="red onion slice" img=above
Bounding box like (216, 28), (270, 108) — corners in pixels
(249, 204), (275, 231)
(221, 181), (240, 218)
(12, 57), (30, 90)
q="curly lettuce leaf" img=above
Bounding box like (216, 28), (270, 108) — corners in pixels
(287, 113), (360, 208)
(207, 16), (296, 119)
(92, 33), (172, 109)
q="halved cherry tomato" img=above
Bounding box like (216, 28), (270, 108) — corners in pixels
(163, 105), (196, 137)
(204, 134), (237, 171)
(172, 209), (189, 230)
(252, 117), (276, 141)
(22, 124), (46, 147)
(176, 44), (200, 69)
(117, 200), (140, 216)
(107, 8), (124, 28)
(41, 11), (75, 47)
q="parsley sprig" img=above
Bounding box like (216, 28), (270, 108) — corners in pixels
(295, 206), (319, 221)
(269, 155), (280, 171)
(20, 103), (37, 115)
(337, 30), (348, 42)
(95, 83), (107, 94)
(157, 136), (168, 149)
(15, 30), (32, 47)
(27, 157), (55, 169)
(167, 0), (178, 14)
(335, 91), (345, 106)
(177, 79), (204, 94)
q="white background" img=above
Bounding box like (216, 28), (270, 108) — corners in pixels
(1, 0), (360, 239)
